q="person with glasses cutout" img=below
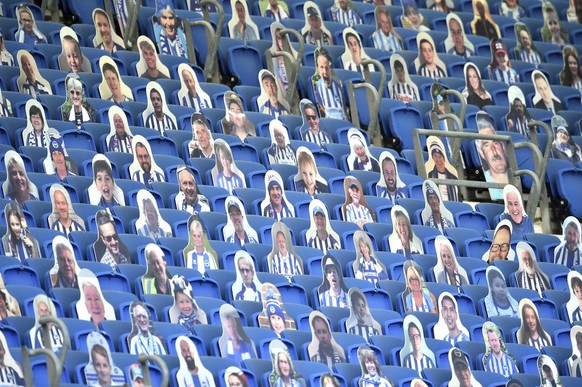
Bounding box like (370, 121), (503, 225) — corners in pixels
(299, 99), (331, 147)
(483, 219), (514, 265)
(93, 210), (129, 270)
(400, 315), (436, 377)
(61, 74), (96, 129)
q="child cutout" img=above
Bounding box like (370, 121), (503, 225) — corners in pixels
(152, 4), (189, 57)
(341, 28), (373, 75)
(142, 81), (178, 135)
(293, 147), (330, 197)
(183, 214), (218, 274)
(269, 340), (305, 387)
(106, 105), (133, 153)
(444, 13), (475, 58)
(0, 275), (21, 324)
(506, 86), (532, 137)
(1, 202), (40, 261)
(212, 139), (246, 195)
(98, 56), (134, 104)
(262, 171), (295, 220)
(58, 26), (91, 74)
(218, 303), (257, 363)
(353, 230), (387, 286)
(16, 50), (52, 98)
(488, 39), (519, 86)
(0, 333), (24, 385)
(258, 283), (296, 337)
(301, 2), (333, 46)
(169, 275), (208, 336)
(175, 335), (215, 387)
(76, 268), (116, 328)
(15, 4), (47, 46)
(228, 0), (259, 41)
(29, 294), (64, 351)
(420, 179), (456, 231)
(221, 91), (256, 141)
(321, 373), (341, 387)
(371, 7), (402, 53)
(388, 54), (419, 103)
(552, 114), (582, 163)
(232, 250), (263, 302)
(177, 64), (212, 111)
(129, 135), (166, 189)
(331, 0), (362, 26)
(463, 63), (492, 110)
(318, 254), (349, 308)
(516, 298), (552, 351)
(135, 189), (172, 243)
(424, 136), (459, 200)
(559, 45), (582, 91)
(347, 128), (380, 172)
(388, 205), (424, 259)
(127, 300), (166, 356)
(517, 243), (552, 296)
(400, 314), (436, 377)
(345, 288), (382, 343)
(554, 216), (582, 267)
(43, 133), (78, 182)
(484, 266), (519, 318)
(482, 219), (514, 264)
(481, 321), (519, 376)
(61, 73), (97, 128)
(342, 177), (376, 229)
(48, 184), (86, 237)
(141, 243), (172, 295)
(267, 222), (303, 278)
(257, 69), (290, 118)
(538, 355), (563, 387)
(433, 235), (469, 290)
(22, 99), (52, 148)
(307, 310), (346, 369)
(299, 98), (331, 147)
(188, 114), (215, 159)
(49, 235), (79, 289)
(306, 200), (340, 254)
(225, 367), (249, 387)
(568, 325), (582, 377)
(566, 271), (582, 324)
(93, 209), (130, 270)
(376, 151), (408, 204)
(434, 292), (470, 345)
(499, 184), (534, 238)
(175, 163), (210, 213)
(402, 260), (438, 314)
(267, 120), (297, 166)
(414, 32), (447, 80)
(448, 347), (481, 387)
(532, 70), (562, 113)
(136, 35), (170, 81)
(88, 154), (126, 208)
(92, 8), (125, 54)
(400, 0), (430, 31)
(514, 23), (542, 65)
(223, 196), (259, 247)
(357, 345), (393, 387)
(85, 331), (125, 386)
(541, 2), (569, 47)
(471, 0), (500, 40)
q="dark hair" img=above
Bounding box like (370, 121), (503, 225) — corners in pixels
(102, 62), (119, 78)
(93, 160), (113, 179)
(29, 105), (43, 119)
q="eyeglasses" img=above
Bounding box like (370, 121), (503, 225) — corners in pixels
(409, 334), (421, 340)
(69, 89), (81, 96)
(102, 234), (119, 242)
(306, 115), (318, 121)
(491, 243), (509, 252)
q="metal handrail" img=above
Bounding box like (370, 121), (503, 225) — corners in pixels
(139, 354), (170, 387)
(123, 0), (142, 50)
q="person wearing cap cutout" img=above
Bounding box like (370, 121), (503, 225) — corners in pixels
(450, 348), (478, 387)
(226, 199), (258, 247)
(489, 40), (519, 86)
(129, 364), (145, 387)
(344, 180), (374, 229)
(259, 71), (289, 118)
(427, 141), (459, 201)
(551, 118), (581, 162)
(263, 179), (294, 221)
(423, 184), (455, 231)
(0, 30), (14, 66)
(303, 6), (332, 46)
(265, 296), (286, 336)
(267, 120), (296, 166)
(176, 165), (210, 214)
(308, 206), (340, 254)
(48, 137), (75, 181)
(318, 255), (348, 308)
(313, 48), (348, 120)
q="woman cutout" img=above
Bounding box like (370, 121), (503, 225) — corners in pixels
(402, 260), (437, 314)
(61, 74), (96, 128)
(566, 271), (582, 324)
(346, 129), (380, 172)
(388, 205), (424, 259)
(269, 340), (305, 387)
(516, 299), (552, 351)
(357, 345), (393, 387)
(353, 231), (387, 286)
(462, 63), (492, 109)
(76, 269), (116, 328)
(484, 266), (519, 318)
(342, 177), (376, 230)
(2, 150), (39, 206)
(559, 45), (582, 91)
(514, 241), (550, 297)
(221, 91), (256, 142)
(433, 235), (469, 290)
(228, 0), (259, 41)
(211, 139), (246, 195)
(218, 303), (257, 363)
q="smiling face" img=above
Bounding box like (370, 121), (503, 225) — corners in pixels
(176, 292), (193, 316)
(113, 113), (125, 136)
(142, 45), (157, 70)
(440, 244), (454, 272)
(96, 170), (113, 201)
(383, 158), (397, 191)
(150, 89), (163, 114)
(238, 258), (254, 287)
(104, 69), (121, 98)
(304, 107), (319, 131)
(274, 127), (286, 148)
(99, 222), (119, 256)
(467, 67), (480, 92)
(396, 214), (410, 241)
(566, 224), (580, 251)
(407, 269), (421, 291)
(314, 213), (326, 233)
(8, 214), (20, 239)
(64, 39), (82, 73)
(523, 305), (537, 333)
(568, 54), (579, 76)
(301, 161), (316, 191)
(92, 351), (111, 386)
(489, 227), (511, 261)
(441, 298), (457, 331)
(546, 11), (561, 36)
(160, 9), (177, 39)
(95, 13), (112, 44)
(144, 201), (159, 229)
(31, 112), (43, 132)
(269, 183), (282, 206)
(228, 101), (245, 129)
(134, 304), (150, 333)
(479, 128), (507, 176)
(179, 170), (197, 204)
(506, 192), (523, 223)
(136, 144), (152, 173)
(190, 223), (203, 249)
(454, 361), (471, 387)
(84, 283), (105, 324)
(277, 352), (291, 376)
(229, 205), (244, 234)
(270, 314), (285, 334)
(365, 359), (377, 377)
(54, 190), (69, 220)
(262, 76), (277, 99)
(487, 330), (501, 354)
(355, 296), (367, 321)
(276, 232), (287, 254)
(9, 162), (28, 194)
(420, 41), (434, 64)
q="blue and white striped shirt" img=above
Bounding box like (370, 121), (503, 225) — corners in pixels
(372, 31), (402, 53)
(180, 93), (211, 111)
(314, 78), (347, 120)
(484, 353), (519, 377)
(215, 173), (244, 195)
(144, 113), (177, 135)
(345, 203), (373, 224)
(333, 8), (361, 26)
(402, 353), (435, 377)
(490, 67), (519, 86)
(131, 169), (165, 189)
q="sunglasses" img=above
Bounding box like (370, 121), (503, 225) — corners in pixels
(102, 234), (119, 242)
